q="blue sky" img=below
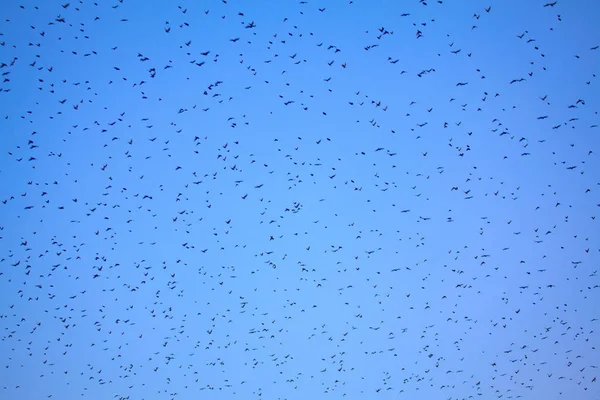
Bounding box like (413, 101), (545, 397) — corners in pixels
(0, 0), (599, 399)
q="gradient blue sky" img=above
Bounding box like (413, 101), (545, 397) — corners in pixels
(1, 0), (599, 399)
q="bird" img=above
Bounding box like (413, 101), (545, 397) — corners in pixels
(0, 2), (597, 399)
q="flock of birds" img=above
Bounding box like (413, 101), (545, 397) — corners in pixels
(0, 0), (599, 399)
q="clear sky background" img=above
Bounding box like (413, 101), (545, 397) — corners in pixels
(1, 0), (599, 399)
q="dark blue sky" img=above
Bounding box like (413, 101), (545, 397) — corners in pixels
(1, 0), (599, 399)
